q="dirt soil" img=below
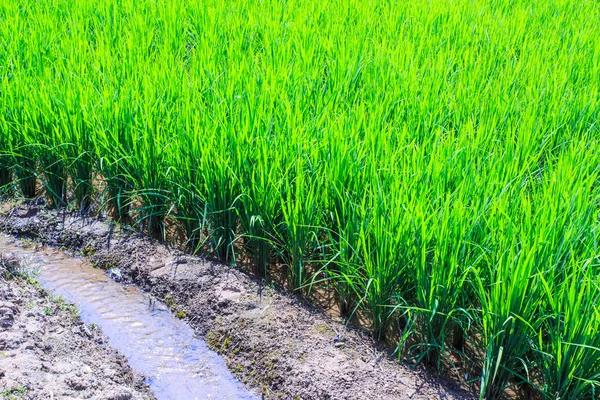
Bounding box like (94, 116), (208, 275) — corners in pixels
(0, 201), (474, 400)
(0, 253), (154, 400)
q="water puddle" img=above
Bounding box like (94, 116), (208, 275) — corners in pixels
(0, 234), (257, 400)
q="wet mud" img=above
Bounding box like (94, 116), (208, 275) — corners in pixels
(0, 201), (474, 400)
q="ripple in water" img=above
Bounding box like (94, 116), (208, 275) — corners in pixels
(0, 235), (257, 400)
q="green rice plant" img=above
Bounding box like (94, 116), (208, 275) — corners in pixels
(0, 117), (11, 193)
(2, 111), (37, 199)
(96, 113), (136, 222)
(407, 205), (474, 367)
(170, 151), (208, 252)
(531, 140), (600, 399)
(30, 107), (67, 209)
(277, 158), (323, 292)
(39, 148), (67, 208)
(197, 133), (243, 261)
(318, 128), (367, 316)
(127, 122), (172, 239)
(321, 193), (363, 317)
(99, 153), (134, 222)
(13, 159), (37, 198)
(173, 184), (208, 253)
(170, 130), (209, 252)
(236, 138), (284, 276)
(355, 179), (412, 336)
(0, 135), (12, 195)
(473, 245), (543, 399)
(58, 96), (96, 212)
(537, 263), (600, 399)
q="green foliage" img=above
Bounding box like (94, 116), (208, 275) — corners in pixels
(0, 0), (599, 397)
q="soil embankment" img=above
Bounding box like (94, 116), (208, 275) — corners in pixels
(0, 253), (153, 399)
(1, 201), (472, 400)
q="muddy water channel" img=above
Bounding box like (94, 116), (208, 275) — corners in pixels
(0, 234), (257, 400)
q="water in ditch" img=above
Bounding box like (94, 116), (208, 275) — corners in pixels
(0, 234), (257, 400)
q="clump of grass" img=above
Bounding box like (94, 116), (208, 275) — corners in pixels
(0, 254), (21, 277)
(0, 385), (28, 400)
(0, 253), (38, 284)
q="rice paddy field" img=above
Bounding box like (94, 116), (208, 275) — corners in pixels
(1, 0), (599, 398)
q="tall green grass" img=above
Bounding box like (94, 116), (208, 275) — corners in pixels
(1, 0), (599, 397)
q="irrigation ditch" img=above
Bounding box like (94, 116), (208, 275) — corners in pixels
(0, 234), (257, 399)
(0, 200), (472, 399)
(0, 252), (153, 399)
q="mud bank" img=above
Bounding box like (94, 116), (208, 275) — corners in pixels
(0, 202), (472, 400)
(0, 254), (153, 400)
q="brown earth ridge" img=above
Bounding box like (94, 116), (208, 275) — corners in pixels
(0, 201), (473, 400)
